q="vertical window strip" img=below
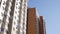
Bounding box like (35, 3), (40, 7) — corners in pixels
(1, 0), (10, 34)
(22, 0), (27, 34)
(23, 0), (25, 34)
(19, 0), (24, 33)
(0, 8), (4, 32)
(16, 0), (22, 34)
(6, 0), (15, 34)
(20, 0), (27, 34)
(11, 0), (20, 34)
(8, 0), (16, 34)
(6, 1), (12, 34)
(0, 0), (7, 25)
(0, 0), (7, 34)
(4, 0), (10, 32)
(24, 0), (27, 34)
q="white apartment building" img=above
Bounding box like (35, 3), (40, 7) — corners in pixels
(0, 0), (27, 34)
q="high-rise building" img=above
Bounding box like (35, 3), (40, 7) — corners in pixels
(27, 8), (46, 34)
(0, 0), (27, 34)
(27, 8), (36, 34)
(0, 0), (46, 34)
(39, 16), (46, 34)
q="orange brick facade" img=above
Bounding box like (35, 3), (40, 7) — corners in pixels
(27, 8), (36, 34)
(27, 8), (46, 34)
(39, 16), (45, 34)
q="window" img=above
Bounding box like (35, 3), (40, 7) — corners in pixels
(16, 30), (20, 34)
(15, 11), (17, 14)
(14, 21), (16, 25)
(16, 6), (18, 9)
(0, 19), (1, 22)
(1, 28), (4, 32)
(16, 2), (18, 5)
(2, 6), (5, 10)
(6, 31), (8, 34)
(9, 16), (13, 20)
(14, 16), (16, 19)
(17, 0), (19, 1)
(16, 26), (17, 29)
(4, 12), (7, 16)
(5, 29), (8, 34)
(13, 27), (15, 31)
(0, 19), (2, 23)
(24, 0), (26, 3)
(1, 13), (4, 17)
(21, 0), (23, 2)
(24, 4), (26, 6)
(3, 1), (5, 5)
(5, 8), (8, 11)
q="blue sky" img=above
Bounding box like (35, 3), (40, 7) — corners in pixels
(28, 0), (60, 34)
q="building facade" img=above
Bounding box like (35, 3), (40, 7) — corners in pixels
(27, 8), (36, 34)
(0, 0), (27, 34)
(39, 16), (46, 34)
(27, 8), (46, 34)
(0, 0), (46, 34)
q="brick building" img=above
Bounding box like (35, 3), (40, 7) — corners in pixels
(27, 8), (46, 34)
(39, 16), (46, 34)
(27, 8), (36, 34)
